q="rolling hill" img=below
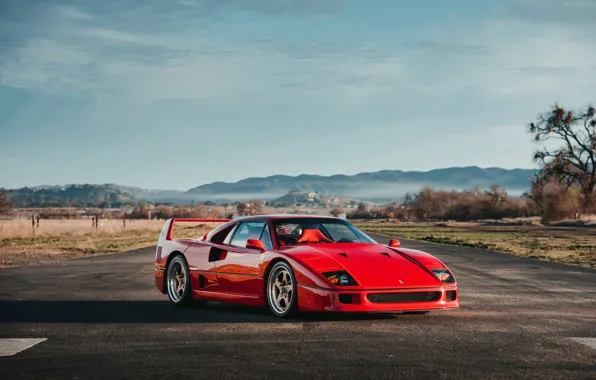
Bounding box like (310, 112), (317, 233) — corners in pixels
(8, 184), (137, 208)
(186, 166), (536, 201)
(5, 166), (537, 207)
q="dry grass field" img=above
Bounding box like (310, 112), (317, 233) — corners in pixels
(2, 217), (595, 269)
(0, 219), (214, 268)
(0, 219), (164, 238)
(355, 221), (596, 268)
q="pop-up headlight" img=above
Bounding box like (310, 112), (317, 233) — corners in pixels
(431, 268), (455, 283)
(322, 271), (358, 286)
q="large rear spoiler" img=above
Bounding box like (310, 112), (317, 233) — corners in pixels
(159, 218), (231, 241)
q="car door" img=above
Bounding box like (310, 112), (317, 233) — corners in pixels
(214, 220), (273, 297)
(192, 222), (238, 294)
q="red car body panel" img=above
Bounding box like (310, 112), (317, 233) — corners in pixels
(155, 215), (459, 313)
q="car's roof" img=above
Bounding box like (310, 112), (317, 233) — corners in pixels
(232, 214), (340, 222)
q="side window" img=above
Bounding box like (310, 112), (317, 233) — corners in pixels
(260, 224), (274, 251)
(211, 224), (237, 244)
(229, 221), (266, 248)
(222, 224), (239, 245)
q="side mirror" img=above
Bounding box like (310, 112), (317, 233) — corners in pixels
(389, 239), (401, 248)
(246, 239), (266, 253)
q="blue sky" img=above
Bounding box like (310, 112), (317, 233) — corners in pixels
(1, 0), (595, 190)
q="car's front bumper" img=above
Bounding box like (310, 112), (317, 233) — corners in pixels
(297, 284), (459, 313)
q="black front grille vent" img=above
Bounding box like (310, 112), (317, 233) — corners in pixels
(367, 292), (441, 303)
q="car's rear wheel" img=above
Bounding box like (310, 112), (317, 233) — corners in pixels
(266, 261), (298, 318)
(166, 255), (193, 307)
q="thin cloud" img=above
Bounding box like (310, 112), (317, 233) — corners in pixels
(4, 0), (596, 104)
(410, 41), (491, 56)
(84, 27), (147, 44)
(54, 5), (93, 20)
(0, 39), (92, 90)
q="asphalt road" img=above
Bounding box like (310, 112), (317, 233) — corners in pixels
(1, 234), (595, 380)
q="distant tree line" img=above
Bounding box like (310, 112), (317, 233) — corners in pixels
(0, 189), (12, 216)
(347, 185), (537, 221)
(127, 204), (226, 220)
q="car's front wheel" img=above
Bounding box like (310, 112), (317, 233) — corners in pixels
(266, 261), (298, 318)
(166, 255), (193, 307)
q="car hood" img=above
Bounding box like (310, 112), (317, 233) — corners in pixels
(282, 243), (442, 288)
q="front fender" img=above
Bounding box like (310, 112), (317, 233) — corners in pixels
(261, 252), (341, 289)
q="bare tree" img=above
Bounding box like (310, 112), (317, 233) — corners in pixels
(530, 104), (596, 209)
(236, 202), (248, 216)
(236, 200), (263, 216)
(329, 207), (344, 217)
(250, 200), (264, 215)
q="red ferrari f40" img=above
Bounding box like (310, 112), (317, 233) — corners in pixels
(154, 215), (459, 317)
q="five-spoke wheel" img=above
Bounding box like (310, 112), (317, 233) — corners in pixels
(266, 261), (297, 318)
(166, 255), (192, 306)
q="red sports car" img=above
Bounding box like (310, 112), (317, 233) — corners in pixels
(154, 215), (459, 318)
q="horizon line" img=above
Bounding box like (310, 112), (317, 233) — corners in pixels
(2, 165), (538, 191)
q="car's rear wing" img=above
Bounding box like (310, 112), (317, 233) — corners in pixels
(158, 218), (231, 243)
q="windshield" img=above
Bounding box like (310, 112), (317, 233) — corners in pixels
(273, 218), (376, 246)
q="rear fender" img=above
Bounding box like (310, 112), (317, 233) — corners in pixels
(155, 218), (232, 267)
(154, 218), (230, 294)
(155, 220), (172, 267)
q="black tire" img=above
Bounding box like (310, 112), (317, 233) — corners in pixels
(166, 255), (194, 307)
(266, 261), (298, 318)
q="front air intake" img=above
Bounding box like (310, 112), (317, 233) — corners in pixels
(367, 292), (441, 303)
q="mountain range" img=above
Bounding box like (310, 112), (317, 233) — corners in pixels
(6, 166), (536, 207)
